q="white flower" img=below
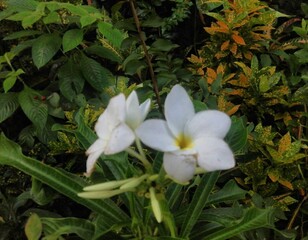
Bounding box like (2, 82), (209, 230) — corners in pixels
(86, 91), (151, 176)
(136, 85), (235, 183)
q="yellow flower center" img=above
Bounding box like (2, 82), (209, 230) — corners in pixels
(175, 134), (194, 150)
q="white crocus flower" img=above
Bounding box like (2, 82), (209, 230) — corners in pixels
(136, 85), (235, 183)
(86, 91), (151, 176)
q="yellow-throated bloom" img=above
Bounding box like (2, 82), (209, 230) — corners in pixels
(136, 85), (235, 183)
(86, 91), (151, 176)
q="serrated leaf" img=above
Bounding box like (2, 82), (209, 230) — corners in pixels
(97, 22), (125, 49)
(7, 0), (38, 11)
(0, 92), (20, 123)
(22, 12), (43, 28)
(3, 30), (42, 40)
(43, 11), (61, 24)
(79, 55), (114, 91)
(18, 86), (48, 130)
(80, 15), (97, 28)
(62, 29), (83, 52)
(86, 44), (123, 63)
(32, 33), (62, 68)
(63, 3), (88, 16)
(25, 213), (42, 240)
(6, 11), (33, 21)
(58, 59), (85, 101)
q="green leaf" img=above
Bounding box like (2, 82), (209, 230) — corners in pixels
(3, 69), (24, 92)
(225, 116), (248, 154)
(97, 22), (125, 49)
(0, 133), (130, 223)
(0, 92), (20, 124)
(18, 86), (48, 130)
(6, 11), (33, 21)
(150, 39), (179, 52)
(3, 76), (17, 93)
(62, 29), (83, 53)
(202, 207), (277, 240)
(7, 0), (38, 11)
(80, 15), (97, 28)
(85, 45), (123, 63)
(43, 11), (61, 24)
(80, 55), (114, 91)
(32, 33), (62, 69)
(206, 180), (247, 205)
(180, 172), (220, 237)
(22, 12), (43, 28)
(41, 217), (94, 239)
(63, 3), (88, 16)
(25, 213), (42, 240)
(3, 30), (42, 40)
(58, 59), (85, 101)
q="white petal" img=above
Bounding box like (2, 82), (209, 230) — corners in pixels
(136, 119), (179, 152)
(165, 85), (195, 136)
(139, 98), (151, 122)
(85, 138), (106, 176)
(95, 94), (126, 138)
(195, 137), (235, 171)
(163, 152), (196, 183)
(126, 91), (141, 129)
(186, 110), (231, 139)
(105, 123), (135, 154)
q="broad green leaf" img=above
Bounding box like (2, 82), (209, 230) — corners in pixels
(3, 76), (17, 93)
(6, 11), (33, 21)
(206, 180), (247, 205)
(150, 39), (179, 52)
(3, 69), (24, 92)
(25, 213), (42, 240)
(43, 11), (61, 24)
(41, 217), (94, 239)
(32, 33), (62, 69)
(0, 8), (15, 21)
(85, 45), (123, 63)
(7, 0), (38, 11)
(0, 92), (19, 123)
(58, 59), (85, 101)
(62, 29), (83, 53)
(180, 172), (220, 237)
(45, 2), (61, 12)
(63, 3), (88, 16)
(97, 22), (125, 49)
(80, 15), (97, 28)
(225, 116), (248, 154)
(18, 86), (48, 130)
(11, 39), (36, 55)
(3, 30), (42, 40)
(202, 207), (277, 240)
(0, 133), (130, 224)
(22, 12), (43, 28)
(80, 55), (114, 91)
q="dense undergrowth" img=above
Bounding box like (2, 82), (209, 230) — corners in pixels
(0, 0), (307, 239)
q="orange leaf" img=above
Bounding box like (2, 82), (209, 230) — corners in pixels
(206, 68), (217, 84)
(232, 34), (246, 45)
(230, 43), (238, 55)
(278, 132), (291, 154)
(221, 40), (230, 51)
(227, 104), (240, 115)
(278, 179), (294, 190)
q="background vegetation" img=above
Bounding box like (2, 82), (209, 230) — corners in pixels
(0, 0), (307, 239)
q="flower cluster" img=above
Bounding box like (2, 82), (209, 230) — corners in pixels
(85, 85), (235, 183)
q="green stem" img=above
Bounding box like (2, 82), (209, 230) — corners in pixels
(126, 147), (151, 170)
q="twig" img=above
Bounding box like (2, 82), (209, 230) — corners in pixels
(287, 194), (308, 230)
(129, 0), (163, 113)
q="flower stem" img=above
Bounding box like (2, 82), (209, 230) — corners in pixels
(126, 148), (151, 169)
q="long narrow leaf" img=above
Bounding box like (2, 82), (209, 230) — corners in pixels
(0, 133), (129, 224)
(180, 171), (220, 237)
